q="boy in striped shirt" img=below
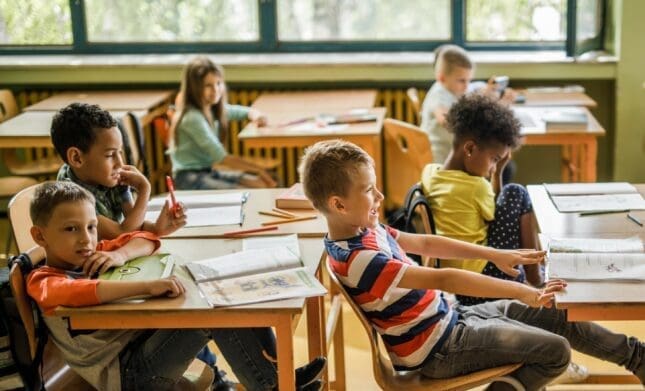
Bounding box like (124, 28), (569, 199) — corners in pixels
(299, 140), (645, 390)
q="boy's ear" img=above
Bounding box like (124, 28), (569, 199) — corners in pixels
(327, 195), (346, 214)
(437, 71), (446, 83)
(30, 226), (47, 247)
(67, 147), (84, 168)
(463, 140), (476, 157)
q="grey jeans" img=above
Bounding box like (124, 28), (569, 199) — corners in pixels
(420, 300), (644, 391)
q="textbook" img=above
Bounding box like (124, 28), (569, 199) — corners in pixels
(147, 192), (248, 210)
(542, 108), (588, 130)
(186, 234), (326, 306)
(318, 112), (378, 125)
(275, 183), (314, 210)
(549, 193), (645, 213)
(544, 182), (638, 196)
(146, 192), (248, 227)
(548, 237), (643, 254)
(99, 254), (175, 281)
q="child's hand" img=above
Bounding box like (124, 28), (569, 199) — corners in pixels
(153, 200), (187, 236)
(494, 150), (512, 175)
(518, 279), (567, 308)
(500, 87), (518, 105)
(492, 249), (546, 278)
(146, 276), (186, 298)
(82, 250), (127, 277)
(248, 109), (268, 127)
(118, 165), (151, 193)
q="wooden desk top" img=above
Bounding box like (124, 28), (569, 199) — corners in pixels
(158, 188), (329, 238)
(23, 89), (174, 112)
(516, 106), (605, 137)
(250, 89), (378, 114)
(0, 110), (143, 148)
(517, 90), (597, 108)
(527, 184), (645, 235)
(54, 237), (325, 320)
(239, 107), (386, 140)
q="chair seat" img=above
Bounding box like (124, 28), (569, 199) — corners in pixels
(245, 156), (281, 170)
(0, 176), (39, 198)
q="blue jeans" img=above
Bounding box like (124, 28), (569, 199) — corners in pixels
(420, 300), (644, 391)
(174, 169), (244, 190)
(120, 327), (277, 391)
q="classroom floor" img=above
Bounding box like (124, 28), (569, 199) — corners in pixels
(2, 218), (643, 391)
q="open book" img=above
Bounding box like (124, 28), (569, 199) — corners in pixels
(544, 183), (645, 213)
(99, 254), (175, 281)
(146, 192), (248, 227)
(547, 237), (645, 281)
(185, 235), (326, 306)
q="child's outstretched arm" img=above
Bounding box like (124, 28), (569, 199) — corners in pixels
(396, 231), (544, 278)
(96, 276), (185, 303)
(399, 266), (564, 308)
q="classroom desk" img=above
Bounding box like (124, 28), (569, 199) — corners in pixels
(238, 90), (382, 186)
(23, 90), (174, 126)
(517, 107), (605, 182)
(54, 237), (330, 391)
(517, 89), (597, 108)
(0, 110), (145, 149)
(156, 188), (328, 238)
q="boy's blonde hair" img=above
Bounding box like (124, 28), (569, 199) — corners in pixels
(434, 44), (472, 76)
(299, 140), (374, 213)
(30, 182), (95, 226)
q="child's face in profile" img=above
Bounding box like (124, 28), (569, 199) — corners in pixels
(465, 142), (510, 178)
(74, 126), (125, 188)
(440, 66), (473, 97)
(338, 163), (384, 232)
(202, 72), (225, 107)
(33, 200), (98, 270)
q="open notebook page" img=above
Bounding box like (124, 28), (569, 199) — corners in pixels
(544, 182), (637, 196)
(147, 192), (247, 211)
(145, 205), (242, 227)
(549, 237), (643, 253)
(548, 253), (645, 281)
(551, 193), (645, 213)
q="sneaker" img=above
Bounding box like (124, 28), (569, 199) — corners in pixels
(487, 375), (525, 391)
(212, 365), (237, 391)
(295, 356), (327, 387)
(297, 379), (324, 391)
(550, 362), (589, 385)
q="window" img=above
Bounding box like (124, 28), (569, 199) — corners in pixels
(0, 0), (605, 54)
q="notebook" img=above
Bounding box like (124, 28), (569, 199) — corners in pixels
(99, 254), (175, 281)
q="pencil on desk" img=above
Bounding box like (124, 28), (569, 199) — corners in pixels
(272, 207), (298, 218)
(579, 209), (629, 216)
(262, 215), (317, 226)
(221, 225), (278, 237)
(259, 210), (293, 218)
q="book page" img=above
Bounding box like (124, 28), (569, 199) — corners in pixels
(544, 182), (637, 196)
(549, 237), (643, 253)
(198, 267), (327, 307)
(147, 192), (248, 211)
(242, 234), (300, 257)
(185, 247), (302, 283)
(145, 205), (242, 227)
(551, 193), (645, 213)
(548, 253), (645, 281)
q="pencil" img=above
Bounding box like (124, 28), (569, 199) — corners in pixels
(261, 215), (317, 226)
(627, 213), (643, 227)
(259, 210), (292, 218)
(221, 225), (279, 237)
(579, 209), (629, 216)
(272, 208), (298, 218)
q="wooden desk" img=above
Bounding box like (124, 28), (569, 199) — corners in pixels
(157, 188), (328, 239)
(54, 237), (329, 391)
(517, 107), (605, 182)
(23, 90), (174, 126)
(0, 110), (146, 149)
(238, 90), (382, 186)
(517, 90), (597, 108)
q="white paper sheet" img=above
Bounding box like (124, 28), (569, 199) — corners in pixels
(544, 182), (637, 196)
(242, 234), (301, 257)
(145, 205), (242, 227)
(147, 192), (247, 211)
(548, 253), (645, 281)
(551, 193), (645, 213)
(549, 237), (643, 253)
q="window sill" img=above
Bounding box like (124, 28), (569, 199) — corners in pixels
(0, 51), (617, 85)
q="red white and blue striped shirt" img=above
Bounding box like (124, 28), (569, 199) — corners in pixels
(325, 224), (456, 370)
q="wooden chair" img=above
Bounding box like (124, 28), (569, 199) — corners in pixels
(0, 89), (63, 177)
(324, 259), (523, 390)
(118, 112), (148, 176)
(383, 118), (433, 210)
(406, 87), (422, 125)
(1, 176), (38, 256)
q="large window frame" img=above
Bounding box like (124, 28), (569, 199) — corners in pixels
(0, 0), (604, 55)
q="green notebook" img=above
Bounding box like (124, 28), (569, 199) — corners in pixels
(99, 254), (175, 281)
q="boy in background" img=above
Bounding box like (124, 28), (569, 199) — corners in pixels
(299, 140), (645, 391)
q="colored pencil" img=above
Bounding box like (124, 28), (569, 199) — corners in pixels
(272, 207), (298, 218)
(261, 215), (317, 226)
(221, 225), (278, 237)
(259, 210), (292, 218)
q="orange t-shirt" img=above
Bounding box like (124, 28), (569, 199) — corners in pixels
(27, 231), (160, 315)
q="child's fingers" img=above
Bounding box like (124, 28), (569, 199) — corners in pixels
(500, 265), (520, 278)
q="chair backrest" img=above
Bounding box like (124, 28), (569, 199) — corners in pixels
(406, 87), (421, 125)
(0, 89), (20, 122)
(8, 184), (39, 253)
(383, 118), (433, 210)
(118, 112), (147, 176)
(325, 258), (524, 390)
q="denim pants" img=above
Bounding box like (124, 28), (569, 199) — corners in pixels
(420, 300), (644, 391)
(120, 327), (277, 391)
(174, 169), (244, 190)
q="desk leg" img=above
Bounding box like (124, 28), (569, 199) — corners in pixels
(583, 139), (598, 182)
(306, 270), (327, 385)
(276, 316), (296, 391)
(561, 145), (572, 182)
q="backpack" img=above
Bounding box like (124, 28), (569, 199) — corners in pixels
(387, 183), (436, 265)
(0, 255), (47, 391)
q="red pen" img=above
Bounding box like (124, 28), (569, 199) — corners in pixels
(165, 175), (178, 212)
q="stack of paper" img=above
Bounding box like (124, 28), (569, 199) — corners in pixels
(145, 192), (248, 227)
(544, 182), (645, 213)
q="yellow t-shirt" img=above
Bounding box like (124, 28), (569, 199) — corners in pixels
(420, 164), (495, 273)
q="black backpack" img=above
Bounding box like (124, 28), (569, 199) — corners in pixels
(387, 183), (436, 265)
(0, 255), (47, 391)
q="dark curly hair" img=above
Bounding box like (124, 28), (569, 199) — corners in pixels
(446, 94), (521, 149)
(51, 103), (118, 163)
